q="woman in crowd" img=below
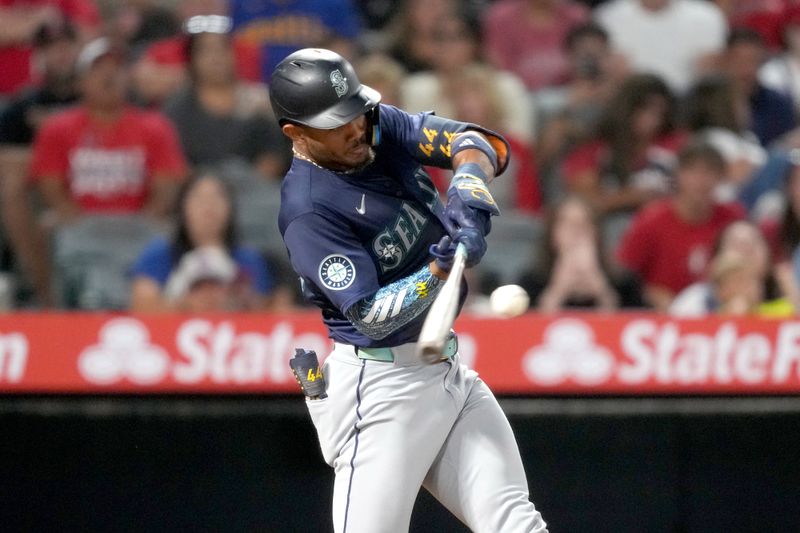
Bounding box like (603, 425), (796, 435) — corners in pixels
(162, 15), (288, 179)
(129, 172), (277, 313)
(670, 220), (772, 316)
(760, 165), (800, 314)
(518, 195), (643, 312)
(562, 73), (685, 216)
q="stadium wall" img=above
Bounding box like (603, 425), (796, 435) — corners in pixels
(0, 397), (798, 533)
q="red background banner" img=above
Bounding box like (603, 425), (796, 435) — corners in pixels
(0, 312), (797, 394)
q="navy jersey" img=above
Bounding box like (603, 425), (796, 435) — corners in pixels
(279, 104), (479, 347)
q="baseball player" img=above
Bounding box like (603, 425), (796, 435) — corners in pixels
(273, 48), (547, 533)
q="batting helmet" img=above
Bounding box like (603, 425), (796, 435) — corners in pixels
(270, 48), (381, 131)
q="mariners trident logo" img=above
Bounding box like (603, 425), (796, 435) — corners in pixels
(319, 254), (356, 290)
(330, 69), (348, 98)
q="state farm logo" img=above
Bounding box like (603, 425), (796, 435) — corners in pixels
(78, 318), (169, 384)
(77, 317), (332, 386)
(523, 319), (614, 385)
(520, 318), (800, 388)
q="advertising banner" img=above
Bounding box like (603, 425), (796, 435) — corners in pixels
(0, 313), (797, 394)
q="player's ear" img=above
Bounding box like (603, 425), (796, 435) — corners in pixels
(282, 123), (303, 142)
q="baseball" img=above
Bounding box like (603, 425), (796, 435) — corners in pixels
(489, 284), (530, 318)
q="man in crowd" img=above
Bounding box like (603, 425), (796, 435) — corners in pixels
(30, 37), (186, 225)
(0, 19), (81, 307)
(595, 0), (727, 92)
(617, 142), (744, 311)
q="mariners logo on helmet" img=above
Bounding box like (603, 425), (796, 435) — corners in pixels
(330, 69), (348, 98)
(270, 48), (381, 132)
(319, 254), (356, 290)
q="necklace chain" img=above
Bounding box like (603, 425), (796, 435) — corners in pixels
(292, 148), (326, 170)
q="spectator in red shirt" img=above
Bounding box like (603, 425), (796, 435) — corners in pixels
(616, 141), (745, 310)
(482, 0), (589, 91)
(30, 37), (187, 223)
(0, 0), (100, 98)
(713, 0), (787, 51)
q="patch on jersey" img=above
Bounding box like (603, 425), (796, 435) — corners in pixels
(330, 69), (348, 98)
(318, 254), (356, 290)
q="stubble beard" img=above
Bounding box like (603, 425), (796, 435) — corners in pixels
(344, 147), (376, 174)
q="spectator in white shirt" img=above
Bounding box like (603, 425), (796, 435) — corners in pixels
(595, 0), (728, 93)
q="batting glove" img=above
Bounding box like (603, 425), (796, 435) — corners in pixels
(429, 227), (487, 270)
(445, 163), (498, 237)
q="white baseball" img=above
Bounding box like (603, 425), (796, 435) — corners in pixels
(489, 284), (530, 318)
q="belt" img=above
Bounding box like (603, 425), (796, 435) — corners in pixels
(356, 331), (458, 363)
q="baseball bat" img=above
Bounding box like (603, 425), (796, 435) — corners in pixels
(416, 242), (467, 363)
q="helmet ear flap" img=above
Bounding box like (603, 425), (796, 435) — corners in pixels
(366, 106), (381, 146)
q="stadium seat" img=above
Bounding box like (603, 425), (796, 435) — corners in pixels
(53, 215), (167, 309)
(479, 211), (543, 286)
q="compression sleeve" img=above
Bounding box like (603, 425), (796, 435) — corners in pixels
(344, 263), (444, 340)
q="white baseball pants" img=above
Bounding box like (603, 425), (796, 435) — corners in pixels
(305, 340), (548, 533)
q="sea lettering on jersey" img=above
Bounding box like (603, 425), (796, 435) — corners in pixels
(372, 201), (429, 272)
(69, 147), (146, 199)
(413, 168), (439, 212)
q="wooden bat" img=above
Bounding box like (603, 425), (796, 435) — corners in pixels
(416, 242), (467, 363)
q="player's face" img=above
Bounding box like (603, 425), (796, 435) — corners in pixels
(300, 115), (374, 172)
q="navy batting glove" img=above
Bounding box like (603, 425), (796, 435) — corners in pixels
(453, 227), (487, 268)
(445, 162), (498, 237)
(430, 235), (456, 271)
(445, 190), (492, 236)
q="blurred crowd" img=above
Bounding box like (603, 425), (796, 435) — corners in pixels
(1, 0), (800, 318)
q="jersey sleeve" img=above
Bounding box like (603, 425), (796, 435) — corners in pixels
(283, 212), (379, 313)
(378, 104), (510, 174)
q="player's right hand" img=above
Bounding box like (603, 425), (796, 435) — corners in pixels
(430, 227), (487, 270)
(445, 162), (498, 237)
(444, 192), (492, 236)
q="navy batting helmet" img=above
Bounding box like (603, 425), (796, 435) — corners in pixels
(270, 48), (381, 131)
